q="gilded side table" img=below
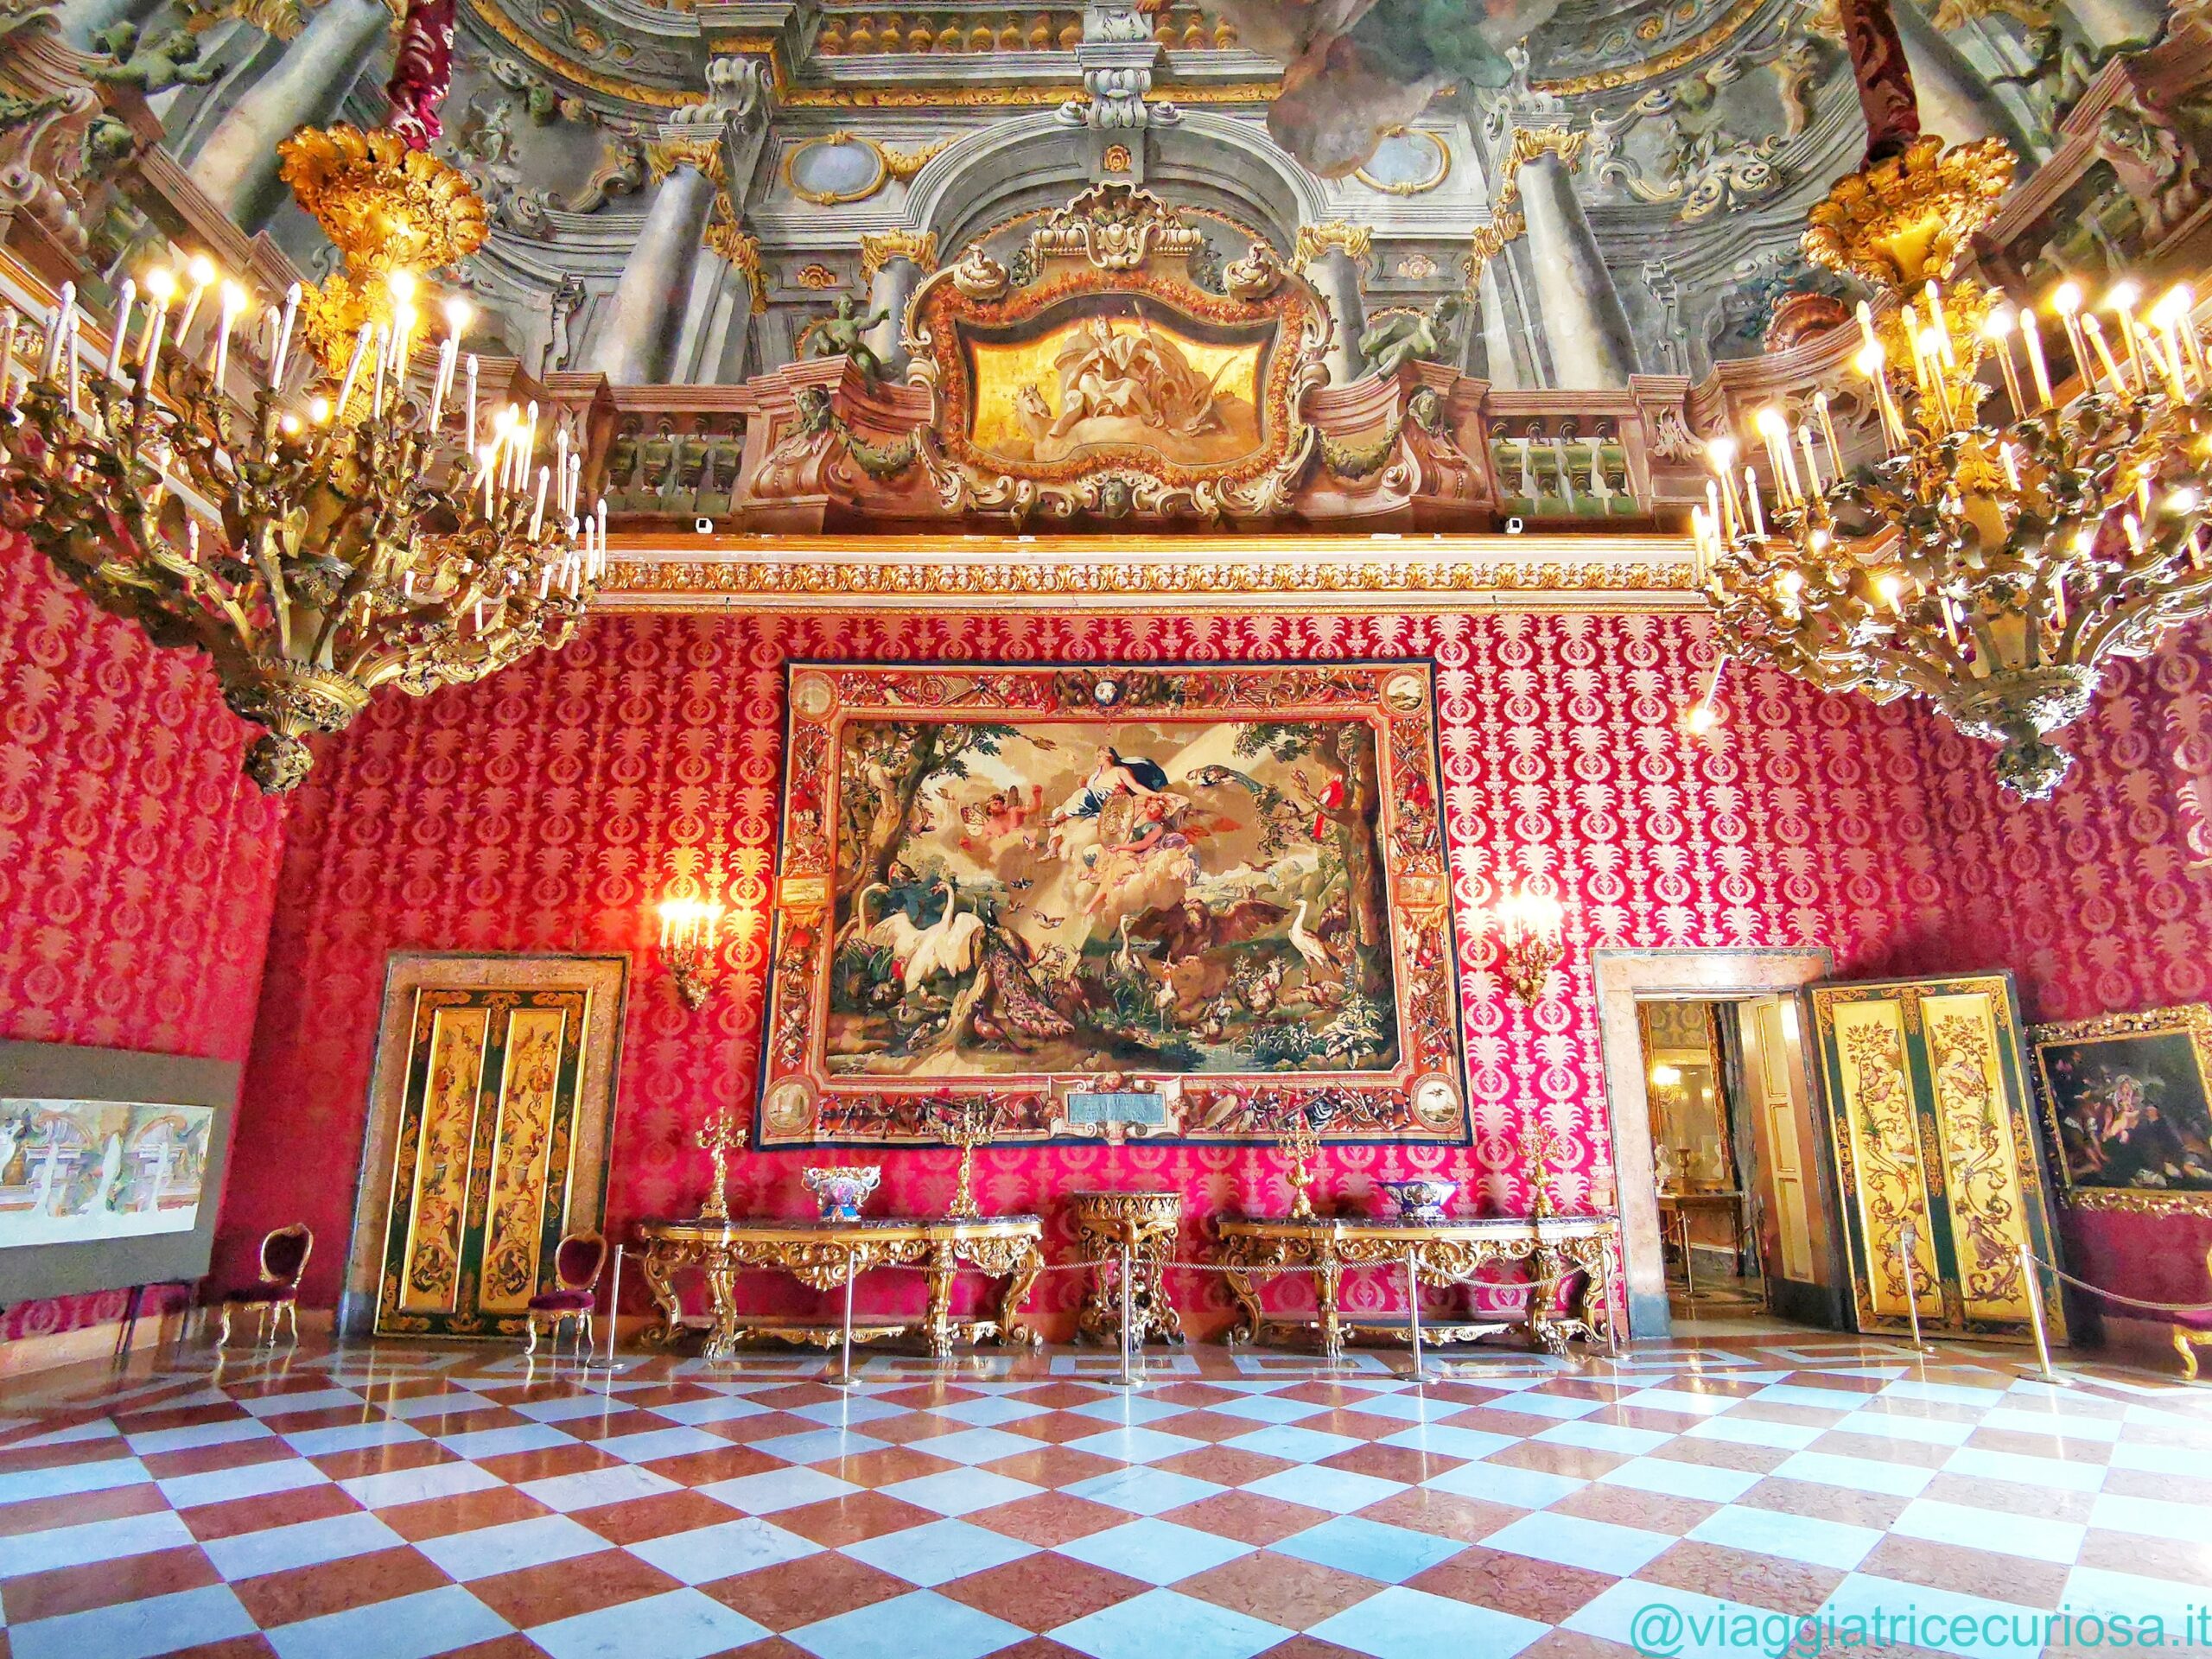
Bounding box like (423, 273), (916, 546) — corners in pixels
(1069, 1189), (1186, 1346)
(1213, 1214), (1618, 1358)
(634, 1215), (1046, 1360)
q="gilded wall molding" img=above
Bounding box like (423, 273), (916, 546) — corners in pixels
(1496, 126), (1589, 207)
(1290, 222), (1375, 270)
(858, 229), (938, 283)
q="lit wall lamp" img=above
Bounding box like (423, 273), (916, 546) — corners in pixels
(1684, 656), (1727, 737)
(657, 898), (725, 1011)
(1494, 887), (1567, 1009)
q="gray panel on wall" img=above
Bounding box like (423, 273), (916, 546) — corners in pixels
(0, 1040), (241, 1306)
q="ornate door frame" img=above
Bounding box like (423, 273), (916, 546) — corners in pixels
(338, 953), (628, 1338)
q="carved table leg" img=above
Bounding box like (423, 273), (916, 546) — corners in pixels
(1528, 1243), (1571, 1357)
(638, 1242), (689, 1349)
(1316, 1243), (1344, 1359)
(996, 1243), (1044, 1347)
(1222, 1256), (1265, 1346)
(924, 1239), (958, 1359)
(702, 1249), (741, 1360)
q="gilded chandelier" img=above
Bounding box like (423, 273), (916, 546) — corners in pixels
(0, 123), (606, 794)
(1693, 134), (2212, 800)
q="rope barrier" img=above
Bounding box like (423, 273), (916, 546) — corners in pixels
(2026, 1249), (2212, 1316)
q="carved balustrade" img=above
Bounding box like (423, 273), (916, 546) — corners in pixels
(813, 8), (1084, 54)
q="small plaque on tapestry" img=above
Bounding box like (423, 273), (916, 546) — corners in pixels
(1067, 1092), (1169, 1127)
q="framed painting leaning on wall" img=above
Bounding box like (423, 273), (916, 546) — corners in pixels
(2031, 1003), (2212, 1216)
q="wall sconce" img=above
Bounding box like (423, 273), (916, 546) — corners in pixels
(657, 898), (725, 1011)
(1494, 887), (1567, 1008)
(1683, 656), (1727, 737)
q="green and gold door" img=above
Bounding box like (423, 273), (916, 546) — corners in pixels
(377, 988), (592, 1338)
(1810, 974), (2067, 1344)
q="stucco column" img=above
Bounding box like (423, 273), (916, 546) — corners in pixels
(184, 0), (389, 232)
(1515, 137), (1638, 388)
(857, 231), (937, 378)
(1895, 0), (2034, 149)
(2058, 0), (2164, 45)
(1479, 257), (1523, 390)
(1294, 224), (1371, 385)
(587, 139), (721, 384)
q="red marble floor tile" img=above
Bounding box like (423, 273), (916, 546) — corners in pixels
(1253, 1638), (1373, 1659)
(432, 1637), (545, 1659)
(939, 1554), (1153, 1630)
(1548, 1483), (1716, 1535)
(640, 1446), (790, 1487)
(1319, 1442), (1462, 1484)
(377, 1484), (555, 1542)
(1913, 1472), (2098, 1523)
(1151, 1445), (1295, 1487)
(1272, 1382), (1394, 1408)
(702, 1552), (912, 1631)
(469, 1549), (677, 1626)
(1648, 1438), (1790, 1475)
(978, 1444), (1122, 1489)
(719, 1637), (818, 1659)
(0, 1479), (171, 1537)
(250, 1406), (381, 1433)
(1156, 1490), (1333, 1546)
(743, 1384), (848, 1413)
(181, 1482), (365, 1541)
(472, 1442), (626, 1484)
(689, 1412), (821, 1446)
(1003, 1383), (1112, 1409)
(1420, 1382), (1512, 1408)
(0, 1545), (222, 1624)
(306, 1440), (461, 1482)
(852, 1411), (969, 1446)
(408, 1408), (534, 1437)
(1637, 1540), (1846, 1617)
(820, 1446), (962, 1488)
(1307, 1408), (1410, 1442)
(1180, 1551), (1376, 1626)
(1803, 1432), (1954, 1468)
(1354, 1486), (1522, 1541)
(138, 1438), (302, 1479)
(1725, 1401), (1850, 1427)
(1774, 1372), (1886, 1396)
(1489, 1441), (1625, 1479)
(1408, 1545), (1617, 1623)
(1735, 1477), (1910, 1530)
(2076, 1466), (2192, 1505)
(164, 1637), (281, 1659)
(611, 1385), (722, 1409)
(772, 1491), (944, 1548)
(1007, 1411), (1126, 1446)
(1857, 1535), (2072, 1609)
(111, 1402), (255, 1434)
(229, 1545), (454, 1627)
(1435, 1407), (1562, 1439)
(1126, 1409), (1251, 1445)
(1513, 1629), (1644, 1658)
(967, 1491), (1131, 1548)
(1601, 1408), (1704, 1436)
(566, 1488), (743, 1544)
(1143, 1382), (1244, 1409)
(2073, 1527), (2212, 1586)
(0, 1438), (130, 1475)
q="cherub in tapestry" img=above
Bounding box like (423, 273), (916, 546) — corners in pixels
(827, 714), (1396, 1077)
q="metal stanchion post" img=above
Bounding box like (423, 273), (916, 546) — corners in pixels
(2021, 1243), (2063, 1385)
(1404, 1249), (1427, 1384)
(1107, 1236), (1141, 1389)
(604, 1246), (624, 1364)
(1899, 1223), (1930, 1355)
(830, 1252), (860, 1390)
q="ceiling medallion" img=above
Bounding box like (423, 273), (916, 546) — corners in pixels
(0, 7), (602, 792)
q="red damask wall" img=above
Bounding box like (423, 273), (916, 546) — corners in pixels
(226, 604), (2125, 1340)
(0, 538), (289, 1344)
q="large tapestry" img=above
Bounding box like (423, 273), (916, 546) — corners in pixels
(760, 661), (1465, 1147)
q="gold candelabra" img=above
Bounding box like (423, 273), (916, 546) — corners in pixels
(1276, 1112), (1320, 1220)
(1693, 137), (2212, 800)
(1521, 1118), (1562, 1221)
(0, 124), (606, 793)
(658, 898), (724, 1011)
(696, 1109), (742, 1224)
(932, 1098), (993, 1220)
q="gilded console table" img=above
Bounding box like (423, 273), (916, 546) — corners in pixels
(635, 1216), (1045, 1360)
(1213, 1215), (1618, 1358)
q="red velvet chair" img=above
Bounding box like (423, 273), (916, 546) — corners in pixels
(526, 1231), (607, 1357)
(2173, 1243), (2212, 1380)
(218, 1224), (314, 1347)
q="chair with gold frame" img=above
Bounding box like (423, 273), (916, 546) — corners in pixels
(525, 1230), (607, 1357)
(2174, 1242), (2212, 1381)
(216, 1224), (314, 1346)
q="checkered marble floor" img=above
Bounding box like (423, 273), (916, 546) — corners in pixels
(3, 1333), (2210, 1659)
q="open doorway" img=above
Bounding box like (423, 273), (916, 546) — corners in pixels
(1594, 950), (1848, 1339)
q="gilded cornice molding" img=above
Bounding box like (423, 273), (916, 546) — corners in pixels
(645, 134), (726, 183)
(589, 537), (1699, 611)
(1530, 0), (1769, 97)
(1289, 223), (1374, 271)
(858, 229), (939, 284)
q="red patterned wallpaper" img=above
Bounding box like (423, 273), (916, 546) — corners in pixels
(225, 607), (2048, 1339)
(0, 537), (289, 1344)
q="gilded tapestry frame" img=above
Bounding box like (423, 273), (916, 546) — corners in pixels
(2030, 1002), (2212, 1218)
(757, 658), (1467, 1149)
(339, 953), (627, 1340)
(1809, 971), (2069, 1345)
(903, 182), (1330, 523)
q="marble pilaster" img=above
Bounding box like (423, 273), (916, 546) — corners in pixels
(586, 139), (721, 385)
(858, 231), (936, 377)
(1516, 147), (1638, 388)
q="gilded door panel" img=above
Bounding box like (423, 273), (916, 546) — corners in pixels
(378, 988), (592, 1338)
(1923, 991), (2034, 1326)
(1825, 995), (1942, 1326)
(397, 1005), (491, 1315)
